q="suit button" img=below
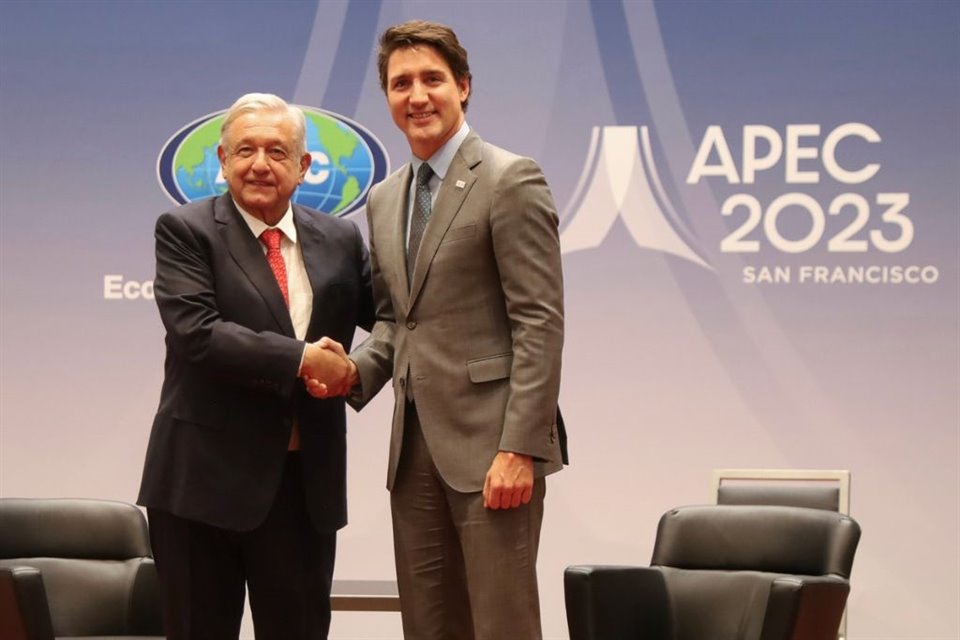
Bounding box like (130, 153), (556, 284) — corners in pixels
(406, 321), (417, 330)
(399, 378), (406, 387)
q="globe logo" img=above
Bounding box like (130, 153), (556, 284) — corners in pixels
(157, 106), (389, 216)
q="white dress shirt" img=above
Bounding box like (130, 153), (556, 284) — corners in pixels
(406, 121), (471, 248)
(234, 201), (313, 340)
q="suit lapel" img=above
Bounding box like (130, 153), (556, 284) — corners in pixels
(385, 165), (413, 310)
(408, 132), (482, 304)
(294, 205), (326, 338)
(216, 195), (296, 336)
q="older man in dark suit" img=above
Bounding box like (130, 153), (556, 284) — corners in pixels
(138, 93), (373, 640)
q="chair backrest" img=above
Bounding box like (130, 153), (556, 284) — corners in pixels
(712, 469), (850, 514)
(711, 469), (852, 639)
(651, 505), (860, 640)
(0, 498), (162, 637)
(0, 498), (152, 560)
(651, 505), (860, 579)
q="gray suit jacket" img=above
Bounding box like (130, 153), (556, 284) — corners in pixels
(351, 131), (565, 492)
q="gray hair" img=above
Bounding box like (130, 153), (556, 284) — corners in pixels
(219, 93), (307, 158)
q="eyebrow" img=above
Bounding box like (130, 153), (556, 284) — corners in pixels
(233, 136), (289, 147)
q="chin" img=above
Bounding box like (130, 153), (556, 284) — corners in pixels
(243, 200), (276, 213)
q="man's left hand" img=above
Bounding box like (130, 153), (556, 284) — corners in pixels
(483, 451), (534, 510)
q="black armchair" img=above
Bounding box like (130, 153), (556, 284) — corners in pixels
(0, 498), (164, 640)
(565, 505), (861, 640)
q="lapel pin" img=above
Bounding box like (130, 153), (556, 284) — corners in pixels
(455, 180), (466, 189)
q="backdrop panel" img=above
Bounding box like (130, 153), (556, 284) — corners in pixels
(1, 1), (957, 638)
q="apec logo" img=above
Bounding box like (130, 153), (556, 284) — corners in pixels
(560, 126), (712, 270)
(561, 124), (937, 285)
(157, 106), (389, 217)
(687, 123), (936, 285)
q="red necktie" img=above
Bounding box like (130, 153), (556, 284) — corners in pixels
(260, 228), (289, 307)
(260, 227), (300, 450)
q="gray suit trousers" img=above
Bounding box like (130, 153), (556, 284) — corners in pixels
(391, 402), (545, 640)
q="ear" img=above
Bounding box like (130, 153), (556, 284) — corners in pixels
(217, 145), (227, 168)
(458, 77), (470, 104)
(298, 152), (312, 184)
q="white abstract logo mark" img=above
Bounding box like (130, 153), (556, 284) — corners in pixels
(560, 126), (711, 270)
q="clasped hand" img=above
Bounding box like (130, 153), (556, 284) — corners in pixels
(300, 337), (356, 398)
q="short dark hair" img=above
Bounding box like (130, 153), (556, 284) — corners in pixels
(377, 20), (472, 111)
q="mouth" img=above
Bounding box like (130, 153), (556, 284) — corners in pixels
(247, 180), (275, 188)
(408, 111), (436, 123)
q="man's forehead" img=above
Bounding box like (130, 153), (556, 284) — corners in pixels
(388, 45), (451, 76)
(233, 111), (288, 128)
(227, 115), (293, 142)
(233, 128), (288, 141)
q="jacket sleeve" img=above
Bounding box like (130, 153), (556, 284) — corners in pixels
(154, 211), (304, 397)
(489, 157), (564, 455)
(348, 184), (397, 408)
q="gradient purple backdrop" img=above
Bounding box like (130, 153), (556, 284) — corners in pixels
(1, 1), (957, 638)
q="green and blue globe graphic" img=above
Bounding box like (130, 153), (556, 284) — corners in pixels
(158, 106), (389, 216)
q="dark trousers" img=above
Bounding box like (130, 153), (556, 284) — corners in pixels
(148, 453), (336, 640)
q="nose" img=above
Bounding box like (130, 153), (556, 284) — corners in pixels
(409, 80), (428, 105)
(251, 148), (270, 171)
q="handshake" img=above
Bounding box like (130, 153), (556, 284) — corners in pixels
(299, 337), (357, 399)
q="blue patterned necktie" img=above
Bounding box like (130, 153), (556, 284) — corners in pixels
(407, 162), (434, 286)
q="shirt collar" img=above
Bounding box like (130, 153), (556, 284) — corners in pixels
(411, 121), (470, 181)
(233, 199), (298, 243)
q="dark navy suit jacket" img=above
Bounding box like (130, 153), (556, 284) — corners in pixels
(138, 194), (374, 532)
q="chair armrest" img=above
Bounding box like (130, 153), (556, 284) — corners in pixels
(0, 566), (55, 640)
(129, 558), (165, 635)
(760, 575), (850, 640)
(564, 565), (671, 640)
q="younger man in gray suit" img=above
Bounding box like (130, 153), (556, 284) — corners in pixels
(318, 20), (566, 640)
